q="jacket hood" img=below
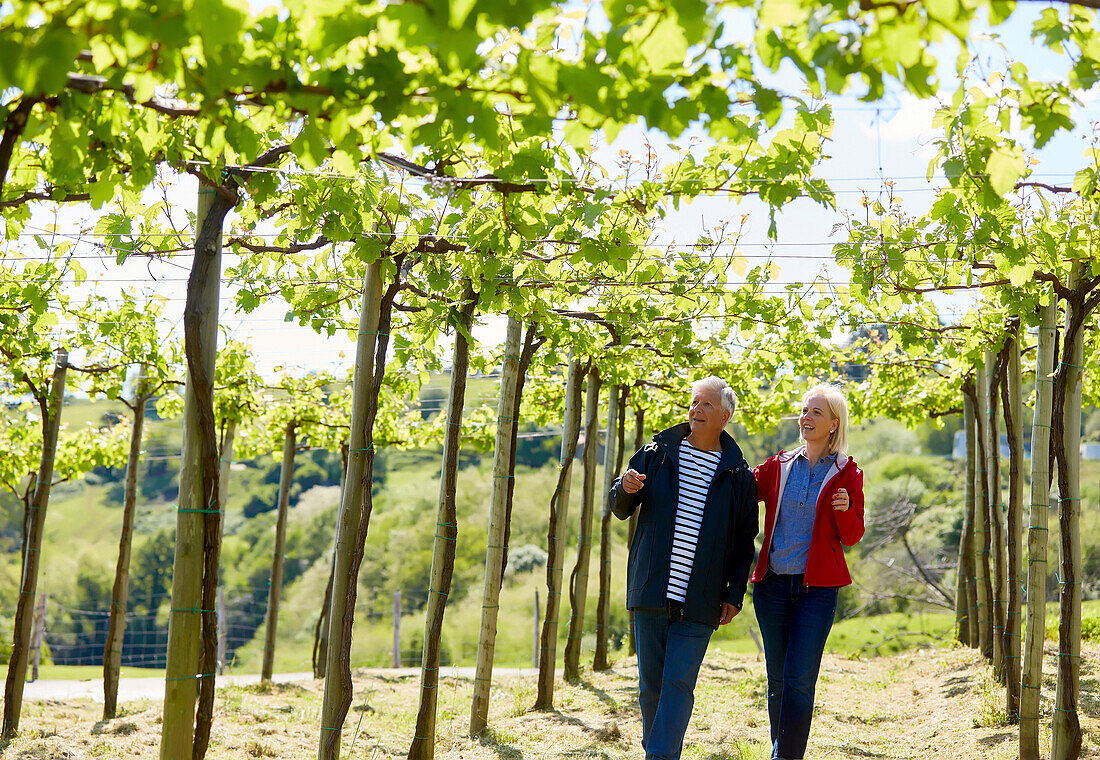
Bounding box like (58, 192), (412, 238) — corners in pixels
(652, 422), (749, 474)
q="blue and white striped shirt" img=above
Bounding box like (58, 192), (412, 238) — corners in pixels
(667, 439), (721, 602)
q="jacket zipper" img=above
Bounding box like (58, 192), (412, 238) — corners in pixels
(686, 465), (737, 624)
(766, 457), (850, 588)
(663, 437), (740, 623)
(805, 459), (851, 587)
(760, 461), (783, 577)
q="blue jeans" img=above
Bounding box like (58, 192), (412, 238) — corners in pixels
(633, 607), (714, 760)
(753, 571), (839, 760)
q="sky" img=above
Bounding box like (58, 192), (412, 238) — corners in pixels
(6, 2), (1098, 385)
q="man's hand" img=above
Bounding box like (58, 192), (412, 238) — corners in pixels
(621, 468), (646, 494)
(719, 603), (739, 625)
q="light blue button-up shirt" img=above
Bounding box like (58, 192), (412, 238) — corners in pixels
(769, 450), (837, 575)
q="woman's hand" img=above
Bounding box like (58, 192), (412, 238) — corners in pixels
(621, 468), (646, 494)
(832, 487), (849, 512)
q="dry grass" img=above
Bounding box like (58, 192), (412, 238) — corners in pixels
(5, 645), (1100, 760)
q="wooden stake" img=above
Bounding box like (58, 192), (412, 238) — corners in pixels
(216, 417), (237, 537)
(627, 407), (644, 657)
(973, 363), (994, 661)
(160, 182), (224, 760)
(409, 293), (474, 760)
(313, 441), (346, 680)
(217, 586), (226, 676)
(593, 385), (620, 671)
(956, 384), (976, 647)
(534, 358), (584, 709)
(985, 348), (1007, 681)
(215, 418), (236, 678)
(393, 591), (401, 668)
(262, 420), (297, 682)
(104, 368), (147, 719)
(563, 367), (602, 683)
(2, 347), (67, 739)
(30, 594), (46, 683)
(469, 316), (522, 737)
(1002, 322), (1024, 720)
(317, 259), (383, 760)
(1021, 293), (1056, 760)
(1053, 264), (1084, 760)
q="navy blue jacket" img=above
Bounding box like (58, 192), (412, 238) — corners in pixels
(609, 423), (758, 628)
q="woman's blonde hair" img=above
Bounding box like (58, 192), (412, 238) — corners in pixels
(801, 383), (849, 455)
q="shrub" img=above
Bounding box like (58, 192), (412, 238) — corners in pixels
(873, 454), (952, 491)
(243, 483), (279, 518)
(507, 544), (548, 575)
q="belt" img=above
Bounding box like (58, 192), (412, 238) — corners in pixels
(666, 599), (685, 621)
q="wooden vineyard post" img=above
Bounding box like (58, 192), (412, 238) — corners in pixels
(103, 368), (148, 719)
(956, 384), (977, 647)
(973, 363), (994, 661)
(593, 385), (621, 671)
(1021, 293), (1057, 760)
(313, 442), (346, 680)
(628, 407), (644, 656)
(317, 259), (383, 760)
(409, 293), (474, 760)
(534, 358), (584, 710)
(215, 420), (236, 678)
(469, 316), (523, 737)
(261, 420), (298, 682)
(2, 348), (66, 739)
(217, 586), (227, 675)
(29, 594), (46, 682)
(314, 554), (335, 678)
(1001, 323), (1024, 721)
(563, 367), (602, 683)
(217, 419), (237, 547)
(1053, 265), (1084, 760)
(393, 591), (401, 668)
(160, 182), (226, 760)
(985, 347), (1007, 682)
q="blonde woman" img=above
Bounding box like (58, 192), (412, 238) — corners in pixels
(750, 384), (865, 760)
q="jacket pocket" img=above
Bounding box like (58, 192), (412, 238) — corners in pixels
(830, 542), (849, 580)
(628, 529), (653, 592)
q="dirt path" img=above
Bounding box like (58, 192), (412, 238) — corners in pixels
(4, 647), (1098, 759)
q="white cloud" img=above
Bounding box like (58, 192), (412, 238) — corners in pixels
(857, 93), (941, 145)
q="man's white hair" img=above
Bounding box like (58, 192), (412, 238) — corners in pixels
(691, 376), (737, 415)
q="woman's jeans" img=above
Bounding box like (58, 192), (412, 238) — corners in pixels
(753, 571), (839, 760)
(633, 606), (714, 760)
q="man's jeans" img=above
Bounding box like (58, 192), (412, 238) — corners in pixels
(753, 571), (839, 760)
(633, 606), (714, 760)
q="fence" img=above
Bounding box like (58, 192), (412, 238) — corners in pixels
(19, 588), (265, 671)
(4, 586), (547, 676)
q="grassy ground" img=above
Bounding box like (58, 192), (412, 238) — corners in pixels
(8, 643), (1100, 760)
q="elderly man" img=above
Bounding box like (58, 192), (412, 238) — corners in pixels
(609, 376), (758, 760)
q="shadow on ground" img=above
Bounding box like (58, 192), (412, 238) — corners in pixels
(576, 678), (630, 716)
(470, 725), (530, 760)
(829, 745), (892, 758)
(977, 730), (1015, 748)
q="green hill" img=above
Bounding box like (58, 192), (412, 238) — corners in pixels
(7, 393), (1100, 675)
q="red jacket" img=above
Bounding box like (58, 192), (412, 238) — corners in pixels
(750, 447), (865, 587)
